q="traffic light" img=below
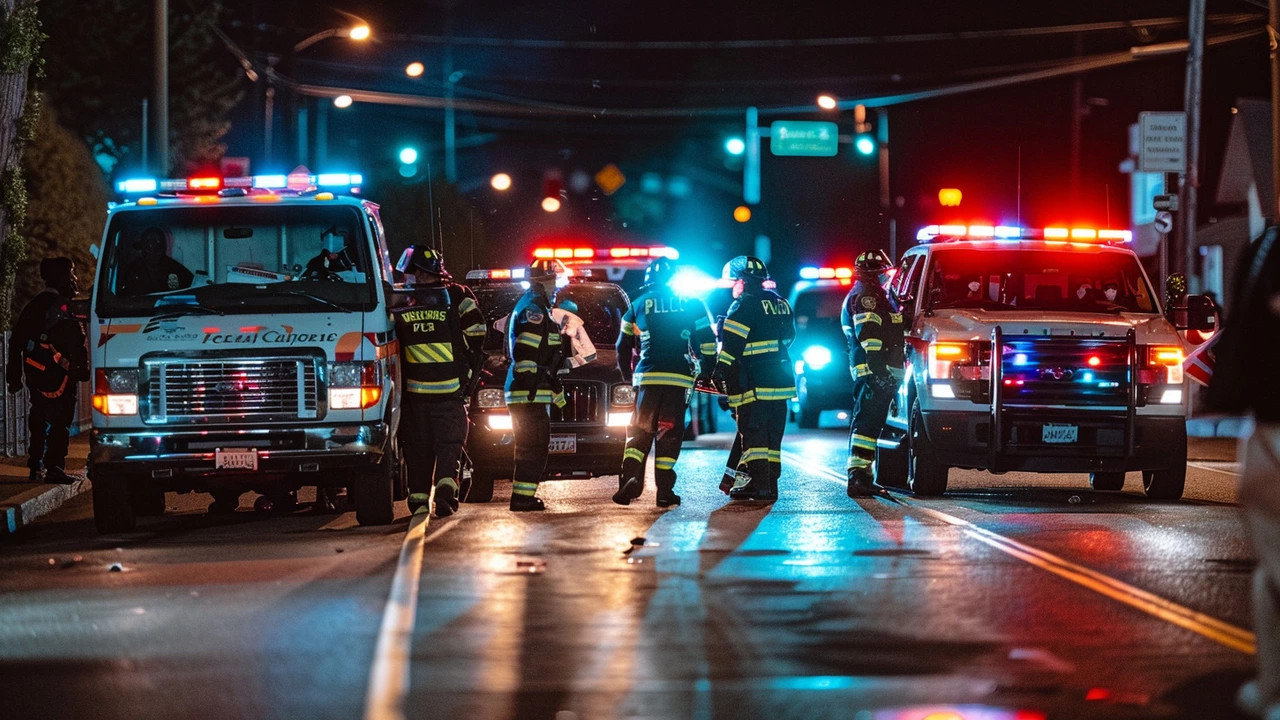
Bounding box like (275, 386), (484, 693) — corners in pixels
(542, 173), (562, 212)
(854, 135), (875, 156)
(852, 104), (875, 157)
(938, 188), (963, 207)
(398, 147), (419, 178)
(725, 137), (746, 156)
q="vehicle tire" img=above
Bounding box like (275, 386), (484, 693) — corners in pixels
(797, 403), (821, 429)
(1089, 471), (1126, 492)
(129, 485), (167, 517)
(1143, 424), (1187, 500)
(355, 451), (396, 526)
(92, 467), (137, 534)
(907, 402), (948, 496)
(875, 433), (909, 489)
(466, 471), (498, 503)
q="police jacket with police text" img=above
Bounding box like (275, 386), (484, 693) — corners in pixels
(504, 291), (568, 406)
(841, 279), (905, 379)
(393, 282), (484, 397)
(716, 286), (796, 406)
(617, 287), (717, 388)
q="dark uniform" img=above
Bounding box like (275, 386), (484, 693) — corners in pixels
(505, 263), (569, 511)
(705, 275), (744, 493)
(392, 246), (487, 516)
(613, 259), (717, 507)
(5, 258), (87, 484)
(843, 250), (906, 496)
(714, 256), (796, 502)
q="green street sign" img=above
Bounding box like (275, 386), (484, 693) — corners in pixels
(769, 121), (839, 157)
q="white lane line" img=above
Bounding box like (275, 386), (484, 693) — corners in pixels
(1188, 461), (1242, 477)
(782, 451), (1257, 655)
(363, 514), (462, 720)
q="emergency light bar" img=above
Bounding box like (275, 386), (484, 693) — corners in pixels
(531, 246), (680, 261)
(916, 224), (1132, 244)
(116, 172), (364, 196)
(799, 266), (854, 280)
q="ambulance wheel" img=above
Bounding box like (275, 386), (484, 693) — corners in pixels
(907, 402), (948, 497)
(92, 468), (137, 534)
(1143, 425), (1187, 501)
(797, 403), (821, 429)
(129, 484), (167, 517)
(1089, 472), (1126, 491)
(355, 451), (396, 526)
(466, 471), (497, 503)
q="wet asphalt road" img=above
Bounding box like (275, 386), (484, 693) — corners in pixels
(0, 417), (1258, 720)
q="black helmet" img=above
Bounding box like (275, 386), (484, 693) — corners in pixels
(727, 255), (768, 282)
(644, 257), (676, 288)
(396, 245), (448, 277)
(854, 250), (892, 275)
(526, 258), (563, 285)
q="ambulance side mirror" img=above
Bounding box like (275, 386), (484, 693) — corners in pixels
(384, 280), (412, 309)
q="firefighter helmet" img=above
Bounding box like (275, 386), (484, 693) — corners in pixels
(643, 257), (676, 288)
(727, 255), (769, 282)
(396, 245), (449, 277)
(854, 250), (892, 275)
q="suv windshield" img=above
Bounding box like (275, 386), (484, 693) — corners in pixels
(97, 205), (377, 317)
(925, 248), (1157, 314)
(474, 282), (629, 353)
(793, 285), (846, 330)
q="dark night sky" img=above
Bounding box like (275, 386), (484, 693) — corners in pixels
(218, 0), (1272, 277)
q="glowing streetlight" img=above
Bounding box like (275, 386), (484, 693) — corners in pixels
(817, 94), (838, 110)
(725, 137), (746, 156)
(405, 62), (425, 77)
(733, 205), (752, 223)
(333, 95), (353, 108)
(541, 197), (561, 213)
(347, 25), (371, 41)
(490, 173), (512, 191)
(294, 22), (373, 52)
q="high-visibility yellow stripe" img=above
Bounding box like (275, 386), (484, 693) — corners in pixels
(655, 456), (677, 470)
(406, 342), (453, 363)
(727, 390), (756, 407)
(847, 455), (872, 469)
(861, 339), (883, 351)
(513, 481), (538, 496)
(516, 332), (542, 348)
(624, 448), (646, 463)
(754, 387), (797, 401)
(634, 371), (694, 388)
(553, 391), (566, 408)
(743, 340), (780, 356)
(505, 389), (558, 404)
(718, 350), (736, 364)
(514, 360), (538, 373)
(464, 323), (487, 337)
(549, 333), (562, 344)
(458, 297), (478, 313)
(853, 364), (872, 377)
(741, 448), (769, 463)
(723, 319), (750, 338)
(851, 434), (877, 450)
(699, 342), (718, 355)
(406, 378), (462, 394)
(853, 312), (882, 325)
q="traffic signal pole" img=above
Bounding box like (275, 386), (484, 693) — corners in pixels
(1271, 0), (1280, 220)
(877, 107), (893, 258)
(745, 106), (761, 204)
(1180, 0), (1206, 276)
(153, 0), (168, 174)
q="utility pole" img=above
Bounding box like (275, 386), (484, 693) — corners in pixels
(1180, 0), (1206, 276)
(876, 108), (892, 255)
(744, 106), (760, 204)
(1271, 0), (1280, 220)
(153, 0), (169, 175)
(444, 0), (458, 184)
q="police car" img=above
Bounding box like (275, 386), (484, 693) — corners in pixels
(788, 266), (857, 428)
(462, 266), (633, 501)
(875, 224), (1215, 500)
(87, 170), (408, 532)
(531, 245), (680, 298)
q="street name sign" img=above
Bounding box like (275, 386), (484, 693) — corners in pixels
(1138, 112), (1187, 173)
(770, 121), (839, 157)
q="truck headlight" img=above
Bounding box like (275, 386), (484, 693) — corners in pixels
(607, 411), (632, 427)
(327, 361), (381, 409)
(802, 345), (832, 371)
(477, 388), (506, 408)
(328, 361), (370, 388)
(93, 368), (138, 415)
(488, 413), (513, 430)
(98, 368), (138, 393)
(611, 384), (636, 406)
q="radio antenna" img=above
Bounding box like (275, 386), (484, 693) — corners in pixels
(469, 208), (475, 269)
(1016, 146), (1022, 229)
(426, 163), (437, 250)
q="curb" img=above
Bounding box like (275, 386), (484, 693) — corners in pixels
(0, 478), (91, 534)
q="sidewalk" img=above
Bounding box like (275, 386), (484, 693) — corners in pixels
(0, 436), (90, 535)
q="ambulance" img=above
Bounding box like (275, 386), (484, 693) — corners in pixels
(876, 224), (1216, 500)
(86, 170), (406, 532)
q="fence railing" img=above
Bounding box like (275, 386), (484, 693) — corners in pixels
(1, 331), (91, 458)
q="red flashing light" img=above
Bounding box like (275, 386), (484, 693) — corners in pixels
(1043, 227), (1070, 239)
(491, 269), (512, 279)
(187, 177), (222, 190)
(1087, 356), (1101, 367)
(1071, 228), (1098, 240)
(610, 248), (629, 258)
(533, 248), (553, 259)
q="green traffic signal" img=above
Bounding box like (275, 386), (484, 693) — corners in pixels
(854, 135), (875, 156)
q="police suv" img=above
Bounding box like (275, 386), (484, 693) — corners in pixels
(87, 171), (406, 532)
(788, 266), (857, 428)
(876, 224), (1215, 500)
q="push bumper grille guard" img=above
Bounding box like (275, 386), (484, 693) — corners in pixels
(987, 327), (1137, 472)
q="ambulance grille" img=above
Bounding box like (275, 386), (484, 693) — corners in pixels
(144, 356), (319, 423)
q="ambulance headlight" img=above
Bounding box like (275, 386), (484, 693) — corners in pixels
(611, 384), (636, 406)
(802, 345), (832, 371)
(100, 368), (138, 393)
(328, 362), (365, 388)
(476, 388), (506, 408)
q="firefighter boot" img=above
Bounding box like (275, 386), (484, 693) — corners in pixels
(655, 488), (681, 508)
(728, 471), (762, 501)
(757, 473), (778, 504)
(612, 474), (644, 506)
(434, 481), (458, 518)
(510, 494), (546, 512)
(408, 493), (431, 516)
(847, 467), (877, 498)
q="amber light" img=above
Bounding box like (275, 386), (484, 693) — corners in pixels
(360, 387), (382, 409)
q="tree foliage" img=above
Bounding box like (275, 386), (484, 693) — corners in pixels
(38, 0), (244, 175)
(12, 106), (108, 313)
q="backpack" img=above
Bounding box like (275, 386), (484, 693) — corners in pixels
(23, 297), (74, 399)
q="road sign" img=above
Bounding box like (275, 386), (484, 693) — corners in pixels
(595, 164), (625, 195)
(1154, 210), (1174, 234)
(1138, 112), (1187, 173)
(1153, 194), (1179, 212)
(769, 121), (839, 157)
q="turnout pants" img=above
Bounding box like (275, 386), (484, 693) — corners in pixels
(401, 395), (468, 495)
(510, 403), (551, 498)
(28, 389), (76, 472)
(737, 399), (788, 486)
(848, 378), (892, 477)
(621, 385), (689, 493)
(1241, 422), (1280, 708)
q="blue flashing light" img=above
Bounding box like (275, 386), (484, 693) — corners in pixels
(799, 266), (821, 280)
(253, 174), (288, 189)
(117, 178), (158, 193)
(317, 173), (362, 187)
(1082, 372), (1094, 382)
(725, 137), (746, 156)
(802, 345), (833, 371)
(1013, 353), (1029, 366)
(994, 225), (1022, 238)
(670, 267), (716, 298)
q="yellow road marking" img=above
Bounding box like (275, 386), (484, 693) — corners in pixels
(783, 451), (1256, 655)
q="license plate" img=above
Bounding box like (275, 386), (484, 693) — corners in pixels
(1042, 424), (1079, 444)
(548, 434), (577, 454)
(215, 448), (259, 471)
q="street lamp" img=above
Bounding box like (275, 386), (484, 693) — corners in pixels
(542, 197), (561, 213)
(491, 173), (512, 191)
(333, 94), (353, 108)
(817, 94), (838, 111)
(405, 62), (425, 77)
(293, 23), (372, 52)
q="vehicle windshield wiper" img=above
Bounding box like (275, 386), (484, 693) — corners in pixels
(270, 290), (355, 314)
(149, 305), (225, 320)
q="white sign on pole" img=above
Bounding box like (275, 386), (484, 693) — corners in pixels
(1153, 210), (1174, 234)
(1138, 112), (1187, 173)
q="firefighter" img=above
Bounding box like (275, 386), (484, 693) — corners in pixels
(713, 256), (796, 503)
(706, 260), (745, 494)
(613, 257), (717, 507)
(392, 246), (487, 518)
(842, 250), (905, 498)
(505, 260), (569, 511)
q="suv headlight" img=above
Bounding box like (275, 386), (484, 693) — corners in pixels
(611, 384), (636, 406)
(477, 388), (506, 408)
(802, 345), (832, 371)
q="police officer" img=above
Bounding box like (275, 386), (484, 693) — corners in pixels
(393, 246), (487, 517)
(843, 250), (905, 498)
(713, 256), (796, 503)
(505, 260), (569, 511)
(613, 258), (717, 507)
